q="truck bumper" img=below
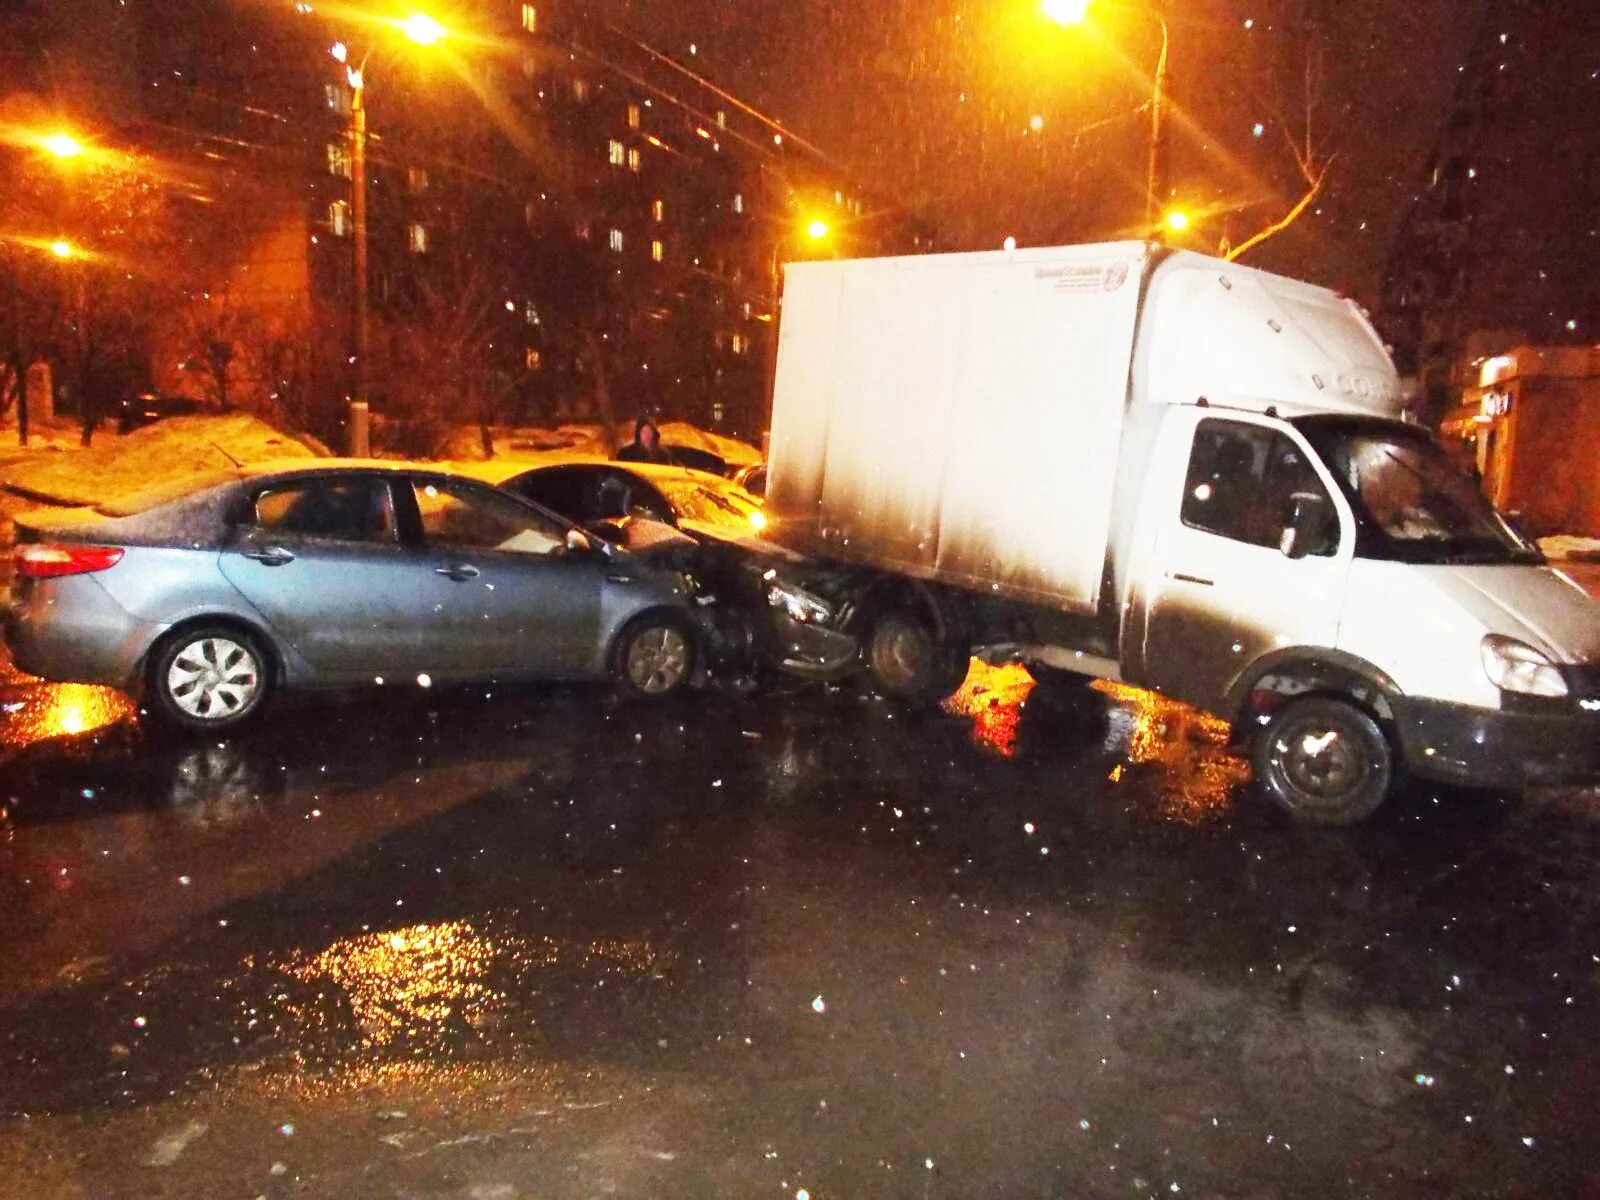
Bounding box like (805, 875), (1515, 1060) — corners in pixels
(1392, 695), (1600, 789)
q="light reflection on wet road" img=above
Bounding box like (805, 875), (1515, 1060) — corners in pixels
(1, 653), (1598, 1197)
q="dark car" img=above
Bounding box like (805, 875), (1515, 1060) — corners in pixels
(488, 458), (768, 539)
(475, 458), (858, 682)
(116, 393), (215, 434)
(6, 462), (701, 730)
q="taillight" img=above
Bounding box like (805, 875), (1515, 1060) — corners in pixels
(14, 544), (125, 579)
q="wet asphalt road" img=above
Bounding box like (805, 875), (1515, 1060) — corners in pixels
(0, 656), (1598, 1199)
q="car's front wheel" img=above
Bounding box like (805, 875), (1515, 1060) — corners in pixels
(611, 613), (696, 699)
(148, 625), (273, 731)
(1251, 696), (1392, 825)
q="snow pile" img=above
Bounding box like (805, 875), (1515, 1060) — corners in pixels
(483, 421), (761, 468)
(0, 414), (323, 507)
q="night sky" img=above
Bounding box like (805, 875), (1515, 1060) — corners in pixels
(596, 0), (1488, 306)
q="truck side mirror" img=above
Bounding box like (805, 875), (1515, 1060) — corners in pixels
(1281, 491), (1336, 559)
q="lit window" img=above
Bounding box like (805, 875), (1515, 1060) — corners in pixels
(741, 301), (752, 320)
(627, 103), (641, 129)
(732, 192), (744, 214)
(408, 223), (428, 254)
(572, 78), (589, 102)
(608, 228), (624, 253)
(651, 239), (664, 262)
(608, 139), (625, 166)
(326, 141), (352, 179)
(627, 146), (641, 172)
(651, 198), (664, 222)
(407, 166), (429, 193)
(524, 302), (540, 326)
(329, 199), (350, 236)
(521, 3), (537, 33)
(525, 347), (542, 369)
(324, 83), (350, 114)
(731, 334), (748, 355)
(716, 109), (727, 129)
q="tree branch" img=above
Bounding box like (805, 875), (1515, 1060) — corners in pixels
(1224, 160), (1333, 263)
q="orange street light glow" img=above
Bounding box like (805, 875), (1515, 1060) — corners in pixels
(806, 219), (829, 240)
(1165, 210), (1191, 233)
(1042, 0), (1092, 27)
(40, 132), (84, 159)
(50, 239), (74, 259)
(399, 13), (446, 45)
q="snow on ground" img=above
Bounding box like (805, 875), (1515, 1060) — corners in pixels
(0, 414), (323, 508)
(1539, 534), (1600, 562)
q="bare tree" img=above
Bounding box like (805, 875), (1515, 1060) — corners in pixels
(1222, 12), (1336, 263)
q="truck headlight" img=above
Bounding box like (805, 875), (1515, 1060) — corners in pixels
(766, 580), (832, 625)
(1481, 635), (1568, 698)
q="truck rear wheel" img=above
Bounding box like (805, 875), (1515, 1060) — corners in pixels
(866, 611), (969, 703)
(1251, 696), (1391, 825)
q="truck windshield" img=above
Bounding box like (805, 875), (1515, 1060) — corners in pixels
(1293, 416), (1542, 566)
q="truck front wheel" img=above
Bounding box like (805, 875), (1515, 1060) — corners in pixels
(866, 611), (969, 703)
(1251, 696), (1392, 825)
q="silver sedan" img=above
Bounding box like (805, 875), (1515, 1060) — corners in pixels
(5, 463), (699, 730)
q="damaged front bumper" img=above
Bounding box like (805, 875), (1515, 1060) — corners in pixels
(1392, 694), (1600, 789)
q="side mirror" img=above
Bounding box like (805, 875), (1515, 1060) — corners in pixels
(565, 528), (595, 555)
(1281, 491), (1336, 560)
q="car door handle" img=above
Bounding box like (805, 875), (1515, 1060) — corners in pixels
(243, 547), (295, 566)
(605, 573), (635, 584)
(1171, 572), (1214, 586)
(435, 564), (481, 582)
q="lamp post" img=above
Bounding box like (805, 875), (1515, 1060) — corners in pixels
(335, 14), (446, 457)
(1043, 0), (1172, 237)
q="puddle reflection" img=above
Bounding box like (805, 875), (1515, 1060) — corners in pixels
(0, 680), (135, 747)
(1099, 681), (1250, 824)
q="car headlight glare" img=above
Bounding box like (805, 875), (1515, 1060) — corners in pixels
(1481, 634), (1568, 698)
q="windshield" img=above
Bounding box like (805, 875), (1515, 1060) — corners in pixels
(658, 479), (763, 531)
(1294, 417), (1541, 565)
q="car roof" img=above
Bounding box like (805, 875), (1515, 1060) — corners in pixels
(94, 459), (510, 517)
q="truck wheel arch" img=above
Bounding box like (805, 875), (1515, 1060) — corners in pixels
(1226, 649), (1400, 745)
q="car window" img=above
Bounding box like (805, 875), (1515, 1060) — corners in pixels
(597, 471), (673, 523)
(252, 478), (396, 543)
(512, 468), (589, 524)
(1181, 420), (1335, 553)
(411, 479), (565, 555)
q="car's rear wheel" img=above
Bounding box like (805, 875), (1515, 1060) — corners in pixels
(1251, 696), (1391, 825)
(612, 614), (696, 699)
(866, 610), (969, 704)
(148, 625), (273, 731)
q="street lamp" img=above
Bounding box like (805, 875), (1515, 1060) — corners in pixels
(1042, 0), (1170, 237)
(337, 12), (448, 456)
(39, 133), (84, 160)
(49, 239), (75, 259)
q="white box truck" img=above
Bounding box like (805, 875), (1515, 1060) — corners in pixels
(760, 242), (1600, 823)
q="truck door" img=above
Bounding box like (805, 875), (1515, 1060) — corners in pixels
(1134, 412), (1354, 714)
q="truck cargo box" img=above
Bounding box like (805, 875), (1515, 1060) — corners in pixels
(767, 241), (1150, 615)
